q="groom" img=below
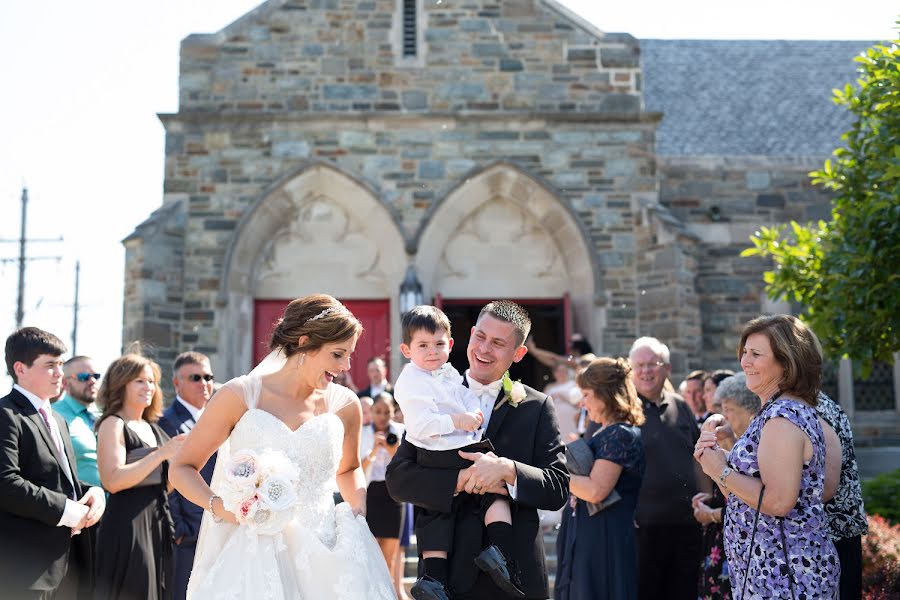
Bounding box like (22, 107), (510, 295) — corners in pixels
(386, 301), (569, 599)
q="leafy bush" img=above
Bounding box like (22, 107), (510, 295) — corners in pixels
(861, 468), (900, 525)
(742, 30), (900, 376)
(862, 514), (900, 599)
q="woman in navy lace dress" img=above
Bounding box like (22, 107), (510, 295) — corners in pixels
(555, 357), (645, 600)
(695, 315), (840, 599)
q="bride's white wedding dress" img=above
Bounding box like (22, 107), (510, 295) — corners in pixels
(187, 375), (397, 599)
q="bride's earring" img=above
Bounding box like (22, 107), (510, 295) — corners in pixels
(298, 353), (306, 367)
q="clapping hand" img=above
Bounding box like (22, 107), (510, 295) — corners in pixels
(693, 430), (728, 479)
(691, 492), (717, 525)
(701, 414), (737, 449)
(161, 433), (188, 460)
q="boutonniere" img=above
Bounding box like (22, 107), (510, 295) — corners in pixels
(501, 371), (527, 408)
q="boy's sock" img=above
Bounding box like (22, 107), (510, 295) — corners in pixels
(486, 522), (515, 560)
(423, 557), (449, 586)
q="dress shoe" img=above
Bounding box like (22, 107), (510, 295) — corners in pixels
(410, 575), (450, 600)
(473, 545), (526, 598)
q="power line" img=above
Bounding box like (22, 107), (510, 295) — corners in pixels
(0, 187), (63, 328)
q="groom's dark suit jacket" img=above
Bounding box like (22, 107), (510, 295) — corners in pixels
(0, 388), (94, 596)
(386, 383), (568, 599)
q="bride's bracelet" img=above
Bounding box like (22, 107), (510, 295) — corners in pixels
(208, 495), (224, 523)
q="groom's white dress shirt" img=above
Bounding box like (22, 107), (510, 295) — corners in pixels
(464, 372), (519, 499)
(393, 362), (483, 450)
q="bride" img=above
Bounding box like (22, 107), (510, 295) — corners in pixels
(170, 294), (397, 599)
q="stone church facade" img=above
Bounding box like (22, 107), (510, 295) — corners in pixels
(123, 0), (898, 445)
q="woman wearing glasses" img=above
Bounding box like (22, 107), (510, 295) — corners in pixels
(94, 354), (186, 600)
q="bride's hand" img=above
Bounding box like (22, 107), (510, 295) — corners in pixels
(350, 504), (365, 518)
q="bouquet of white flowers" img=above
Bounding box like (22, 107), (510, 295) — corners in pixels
(219, 448), (300, 534)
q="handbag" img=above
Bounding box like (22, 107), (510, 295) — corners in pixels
(564, 438), (622, 516)
(741, 485), (796, 600)
(125, 446), (164, 487)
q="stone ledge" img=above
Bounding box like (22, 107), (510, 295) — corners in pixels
(159, 110), (664, 126)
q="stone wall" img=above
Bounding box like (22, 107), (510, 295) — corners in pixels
(178, 0), (641, 115)
(658, 155), (835, 370)
(151, 111), (660, 377)
(122, 199), (187, 373)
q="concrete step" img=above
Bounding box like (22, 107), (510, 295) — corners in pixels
(401, 526), (560, 593)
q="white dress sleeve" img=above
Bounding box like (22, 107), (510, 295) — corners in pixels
(325, 383), (358, 414)
(223, 375), (260, 410)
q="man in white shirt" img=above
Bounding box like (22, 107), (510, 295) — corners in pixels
(0, 327), (105, 599)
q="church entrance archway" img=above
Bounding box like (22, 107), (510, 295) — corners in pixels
(218, 162), (406, 381)
(417, 162), (598, 388)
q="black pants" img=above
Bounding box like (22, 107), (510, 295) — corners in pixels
(834, 535), (862, 600)
(636, 523), (702, 600)
(172, 541), (196, 600)
(414, 440), (496, 553)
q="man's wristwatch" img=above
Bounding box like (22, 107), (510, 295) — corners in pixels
(719, 466), (733, 487)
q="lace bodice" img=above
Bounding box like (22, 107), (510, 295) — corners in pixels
(187, 376), (397, 600)
(225, 377), (352, 545)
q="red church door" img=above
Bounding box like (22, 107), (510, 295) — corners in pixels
(253, 299), (391, 387)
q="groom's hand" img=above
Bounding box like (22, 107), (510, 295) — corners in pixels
(458, 450), (516, 494)
(456, 467), (473, 494)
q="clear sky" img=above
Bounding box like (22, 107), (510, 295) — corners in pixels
(1, 0), (897, 388)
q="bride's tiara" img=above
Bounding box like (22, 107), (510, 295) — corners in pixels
(306, 305), (346, 324)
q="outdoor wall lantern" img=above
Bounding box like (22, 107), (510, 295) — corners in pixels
(399, 265), (424, 315)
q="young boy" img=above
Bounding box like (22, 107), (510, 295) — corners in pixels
(394, 306), (523, 600)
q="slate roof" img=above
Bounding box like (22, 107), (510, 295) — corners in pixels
(641, 40), (875, 156)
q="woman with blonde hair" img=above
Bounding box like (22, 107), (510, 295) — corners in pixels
(94, 354), (185, 600)
(555, 357), (646, 600)
(695, 315), (840, 598)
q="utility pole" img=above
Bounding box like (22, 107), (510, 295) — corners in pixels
(1, 186), (63, 328)
(72, 260), (80, 354)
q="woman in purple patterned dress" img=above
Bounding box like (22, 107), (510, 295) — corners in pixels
(694, 315), (840, 599)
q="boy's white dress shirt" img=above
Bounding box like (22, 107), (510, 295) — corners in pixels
(393, 362), (484, 451)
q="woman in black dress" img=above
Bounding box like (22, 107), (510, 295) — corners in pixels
(360, 393), (406, 597)
(95, 354), (185, 600)
(555, 357), (646, 600)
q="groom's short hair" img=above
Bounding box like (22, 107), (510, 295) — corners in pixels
(478, 301), (531, 345)
(401, 305), (452, 344)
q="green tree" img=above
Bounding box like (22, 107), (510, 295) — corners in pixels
(742, 29), (900, 376)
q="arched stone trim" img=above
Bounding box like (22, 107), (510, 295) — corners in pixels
(414, 161), (600, 345)
(217, 162), (407, 378)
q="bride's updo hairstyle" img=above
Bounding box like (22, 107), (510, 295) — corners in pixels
(576, 357), (645, 426)
(269, 294), (363, 357)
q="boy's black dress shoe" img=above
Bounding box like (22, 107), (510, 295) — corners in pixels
(410, 575), (451, 600)
(473, 545), (526, 598)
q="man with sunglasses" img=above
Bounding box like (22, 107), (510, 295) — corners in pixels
(159, 351), (216, 600)
(54, 356), (103, 489)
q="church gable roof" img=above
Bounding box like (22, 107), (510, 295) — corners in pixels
(642, 39), (874, 156)
(176, 0), (643, 115)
